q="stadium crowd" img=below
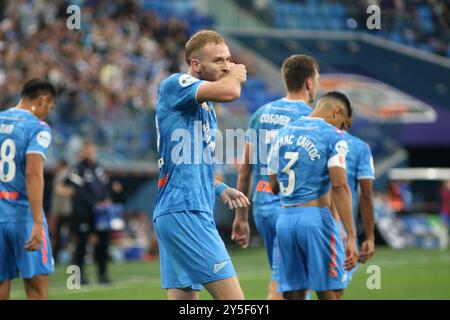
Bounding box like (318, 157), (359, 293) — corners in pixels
(0, 0), (190, 162)
(236, 0), (450, 57)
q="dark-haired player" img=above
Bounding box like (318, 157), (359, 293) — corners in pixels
(268, 91), (358, 300)
(0, 78), (56, 299)
(232, 54), (319, 299)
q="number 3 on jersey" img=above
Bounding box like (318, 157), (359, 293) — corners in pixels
(0, 139), (16, 182)
(279, 151), (298, 196)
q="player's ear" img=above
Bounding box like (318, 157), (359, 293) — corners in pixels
(332, 104), (341, 119)
(191, 58), (201, 73)
(305, 77), (312, 90)
(36, 95), (48, 108)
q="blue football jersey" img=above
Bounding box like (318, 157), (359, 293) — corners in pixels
(268, 116), (349, 206)
(344, 132), (375, 222)
(154, 73), (218, 218)
(0, 108), (52, 223)
(246, 99), (312, 208)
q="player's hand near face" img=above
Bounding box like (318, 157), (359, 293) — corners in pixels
(229, 63), (247, 83)
(344, 238), (359, 271)
(231, 215), (250, 248)
(358, 239), (375, 263)
(24, 221), (43, 251)
(220, 187), (251, 210)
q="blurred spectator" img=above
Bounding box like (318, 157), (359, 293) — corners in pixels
(65, 140), (113, 284)
(440, 180), (450, 229)
(374, 191), (395, 220)
(388, 180), (413, 212)
(109, 180), (126, 248)
(49, 159), (74, 264)
(117, 211), (158, 261)
(111, 180), (126, 204)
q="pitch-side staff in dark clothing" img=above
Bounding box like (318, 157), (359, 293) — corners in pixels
(66, 141), (113, 284)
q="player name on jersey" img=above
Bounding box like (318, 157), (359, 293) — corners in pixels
(260, 113), (291, 126)
(276, 134), (321, 161)
(0, 124), (14, 134)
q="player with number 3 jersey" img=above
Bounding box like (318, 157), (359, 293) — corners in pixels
(268, 91), (358, 300)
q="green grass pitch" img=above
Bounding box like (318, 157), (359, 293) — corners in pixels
(9, 246), (450, 300)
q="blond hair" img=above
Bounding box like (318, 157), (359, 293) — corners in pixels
(185, 30), (225, 64)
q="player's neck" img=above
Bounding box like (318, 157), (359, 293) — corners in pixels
(309, 110), (326, 120)
(15, 100), (33, 113)
(187, 68), (200, 79)
(284, 91), (309, 104)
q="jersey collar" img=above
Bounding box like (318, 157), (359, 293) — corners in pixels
(12, 107), (32, 114)
(281, 98), (307, 104)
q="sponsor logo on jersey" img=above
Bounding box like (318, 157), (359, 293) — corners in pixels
(0, 191), (18, 200)
(256, 180), (273, 194)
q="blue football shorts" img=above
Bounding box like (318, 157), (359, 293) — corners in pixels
(0, 220), (54, 282)
(253, 207), (280, 281)
(154, 210), (236, 290)
(276, 206), (348, 292)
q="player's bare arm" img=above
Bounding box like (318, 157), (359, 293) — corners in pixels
(232, 142), (253, 248)
(358, 179), (375, 263)
(330, 195), (347, 244)
(197, 63), (247, 103)
(329, 166), (358, 270)
(24, 153), (45, 251)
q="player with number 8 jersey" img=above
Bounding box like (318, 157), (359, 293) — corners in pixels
(0, 79), (56, 300)
(0, 113), (51, 221)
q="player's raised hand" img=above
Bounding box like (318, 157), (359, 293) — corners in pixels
(358, 239), (375, 263)
(229, 63), (247, 83)
(231, 216), (250, 249)
(24, 222), (44, 251)
(344, 238), (359, 271)
(220, 187), (251, 210)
